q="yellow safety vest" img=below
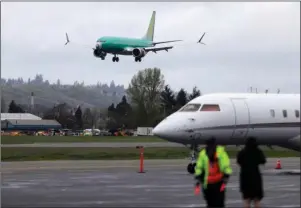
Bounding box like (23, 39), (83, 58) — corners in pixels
(195, 146), (232, 189)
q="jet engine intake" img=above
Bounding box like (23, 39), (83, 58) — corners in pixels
(132, 48), (146, 58)
(96, 42), (103, 50)
(93, 49), (106, 58)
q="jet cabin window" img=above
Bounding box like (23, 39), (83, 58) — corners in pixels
(200, 104), (221, 111)
(270, 109), (275, 117)
(282, 110), (287, 118)
(295, 110), (300, 118)
(179, 104), (201, 112)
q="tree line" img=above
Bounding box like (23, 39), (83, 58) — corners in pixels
(1, 74), (126, 96)
(2, 68), (201, 130)
(106, 67), (201, 129)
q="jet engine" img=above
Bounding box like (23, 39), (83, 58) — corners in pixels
(93, 49), (106, 58)
(93, 42), (106, 58)
(288, 135), (300, 151)
(132, 48), (146, 58)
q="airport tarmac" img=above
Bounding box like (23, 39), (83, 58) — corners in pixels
(2, 158), (300, 207)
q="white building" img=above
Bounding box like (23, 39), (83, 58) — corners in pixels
(1, 113), (42, 121)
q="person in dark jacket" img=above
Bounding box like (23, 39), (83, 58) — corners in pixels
(236, 137), (266, 208)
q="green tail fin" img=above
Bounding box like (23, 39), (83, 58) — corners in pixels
(142, 11), (156, 41)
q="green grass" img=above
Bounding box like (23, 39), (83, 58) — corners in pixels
(1, 147), (299, 162)
(1, 135), (166, 144)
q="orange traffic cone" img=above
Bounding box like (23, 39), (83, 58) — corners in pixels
(275, 159), (282, 169)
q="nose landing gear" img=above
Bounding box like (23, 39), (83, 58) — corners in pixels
(135, 57), (142, 62)
(187, 143), (199, 174)
(187, 162), (196, 174)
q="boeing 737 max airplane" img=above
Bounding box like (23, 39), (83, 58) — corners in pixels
(152, 93), (300, 174)
(65, 11), (198, 63)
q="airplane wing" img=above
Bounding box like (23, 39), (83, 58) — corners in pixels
(64, 32), (94, 49)
(144, 46), (174, 53)
(152, 40), (182, 46)
(65, 33), (70, 45)
(197, 32), (206, 44)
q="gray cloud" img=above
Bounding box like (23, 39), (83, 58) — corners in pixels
(2, 2), (300, 94)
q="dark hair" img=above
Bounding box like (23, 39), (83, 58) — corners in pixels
(206, 137), (216, 146)
(205, 137), (217, 162)
(245, 137), (258, 149)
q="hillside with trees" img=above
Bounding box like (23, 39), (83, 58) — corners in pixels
(1, 69), (201, 130)
(1, 74), (126, 113)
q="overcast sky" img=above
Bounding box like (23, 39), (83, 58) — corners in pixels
(2, 2), (300, 94)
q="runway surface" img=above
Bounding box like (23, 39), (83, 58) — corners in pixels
(1, 142), (182, 148)
(2, 158), (300, 207)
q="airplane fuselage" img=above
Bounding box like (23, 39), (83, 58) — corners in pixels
(66, 11), (184, 62)
(96, 36), (153, 55)
(153, 93), (301, 152)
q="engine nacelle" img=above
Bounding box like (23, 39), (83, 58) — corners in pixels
(288, 135), (300, 151)
(93, 49), (106, 58)
(132, 48), (146, 58)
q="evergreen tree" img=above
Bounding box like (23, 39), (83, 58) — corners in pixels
(188, 86), (201, 101)
(110, 80), (116, 89)
(108, 103), (115, 114)
(106, 103), (119, 129)
(115, 96), (131, 116)
(160, 85), (176, 116)
(176, 88), (188, 107)
(8, 100), (25, 113)
(74, 106), (83, 129)
(115, 95), (134, 128)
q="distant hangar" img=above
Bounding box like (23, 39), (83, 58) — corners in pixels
(1, 113), (42, 121)
(1, 113), (61, 131)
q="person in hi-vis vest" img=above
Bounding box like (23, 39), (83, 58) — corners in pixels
(194, 137), (232, 207)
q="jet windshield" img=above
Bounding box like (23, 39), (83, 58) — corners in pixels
(179, 103), (201, 112)
(200, 104), (220, 111)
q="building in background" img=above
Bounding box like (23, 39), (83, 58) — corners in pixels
(1, 113), (42, 121)
(1, 113), (61, 131)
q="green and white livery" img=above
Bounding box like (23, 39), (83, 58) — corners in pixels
(65, 11), (182, 62)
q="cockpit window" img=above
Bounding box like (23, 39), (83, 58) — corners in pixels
(179, 104), (201, 112)
(200, 104), (220, 111)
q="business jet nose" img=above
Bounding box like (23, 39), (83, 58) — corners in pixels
(153, 118), (178, 139)
(153, 113), (197, 142)
(152, 124), (165, 137)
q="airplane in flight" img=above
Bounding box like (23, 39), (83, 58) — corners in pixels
(65, 11), (193, 62)
(152, 93), (300, 174)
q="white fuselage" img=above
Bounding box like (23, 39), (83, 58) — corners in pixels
(153, 93), (300, 151)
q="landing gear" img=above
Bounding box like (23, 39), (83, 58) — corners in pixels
(112, 55), (119, 62)
(135, 57), (141, 62)
(187, 143), (199, 174)
(187, 163), (196, 174)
